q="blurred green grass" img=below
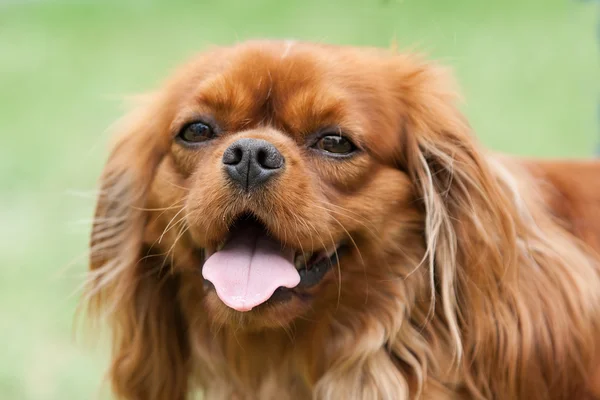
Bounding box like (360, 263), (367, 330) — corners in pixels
(0, 0), (597, 398)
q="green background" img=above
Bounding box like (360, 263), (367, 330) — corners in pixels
(0, 0), (597, 398)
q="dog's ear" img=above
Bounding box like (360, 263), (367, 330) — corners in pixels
(390, 57), (600, 399)
(391, 57), (521, 358)
(89, 98), (168, 275)
(85, 95), (191, 400)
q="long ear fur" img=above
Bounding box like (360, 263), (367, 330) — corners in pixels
(85, 96), (191, 400)
(394, 57), (600, 398)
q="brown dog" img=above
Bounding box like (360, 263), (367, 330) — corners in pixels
(85, 40), (600, 399)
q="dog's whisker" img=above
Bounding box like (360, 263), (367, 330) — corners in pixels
(317, 202), (378, 232)
(158, 206), (188, 244)
(171, 224), (190, 272)
(313, 204), (384, 259)
(277, 317), (296, 343)
(71, 216), (128, 226)
(130, 199), (186, 212)
(314, 203), (377, 234)
(327, 214), (364, 266)
(290, 215), (308, 270)
(323, 225), (343, 310)
(160, 220), (189, 274)
(163, 179), (191, 192)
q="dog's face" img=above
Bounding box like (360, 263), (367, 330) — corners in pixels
(142, 42), (421, 329)
(90, 40), (467, 334)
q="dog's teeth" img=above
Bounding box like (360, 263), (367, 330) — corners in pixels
(294, 252), (312, 270)
(294, 255), (305, 270)
(326, 245), (339, 257)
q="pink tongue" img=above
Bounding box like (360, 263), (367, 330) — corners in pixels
(202, 224), (300, 312)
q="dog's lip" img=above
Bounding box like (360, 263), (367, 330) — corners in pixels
(293, 245), (339, 271)
(296, 243), (348, 288)
(205, 242), (340, 266)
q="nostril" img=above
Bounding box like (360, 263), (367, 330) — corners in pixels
(223, 146), (243, 166)
(257, 147), (284, 170)
(234, 147), (243, 163)
(256, 149), (268, 168)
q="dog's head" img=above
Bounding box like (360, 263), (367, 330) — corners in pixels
(87, 40), (505, 397)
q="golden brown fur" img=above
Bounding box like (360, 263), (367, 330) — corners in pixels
(84, 40), (600, 399)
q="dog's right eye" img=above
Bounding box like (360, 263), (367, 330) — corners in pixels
(178, 122), (215, 143)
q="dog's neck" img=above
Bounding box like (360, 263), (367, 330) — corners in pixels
(191, 321), (322, 399)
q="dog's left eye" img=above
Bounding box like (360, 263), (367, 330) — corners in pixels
(314, 135), (356, 155)
(178, 122), (214, 143)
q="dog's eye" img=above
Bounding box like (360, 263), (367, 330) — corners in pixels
(314, 135), (356, 155)
(178, 122), (214, 143)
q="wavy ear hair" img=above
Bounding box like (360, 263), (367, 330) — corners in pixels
(393, 57), (516, 353)
(85, 95), (191, 400)
(394, 57), (600, 398)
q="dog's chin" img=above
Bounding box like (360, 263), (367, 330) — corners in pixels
(202, 287), (314, 330)
(199, 213), (347, 330)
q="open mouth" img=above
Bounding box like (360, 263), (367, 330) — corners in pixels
(202, 214), (346, 312)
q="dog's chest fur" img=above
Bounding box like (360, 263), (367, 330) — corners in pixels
(193, 328), (317, 399)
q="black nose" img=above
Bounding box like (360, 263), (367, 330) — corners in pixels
(222, 138), (284, 191)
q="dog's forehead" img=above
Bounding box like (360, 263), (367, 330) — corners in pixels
(173, 41), (403, 161)
(187, 44), (352, 132)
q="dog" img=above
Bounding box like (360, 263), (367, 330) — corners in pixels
(85, 40), (600, 399)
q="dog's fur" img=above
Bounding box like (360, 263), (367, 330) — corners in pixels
(84, 40), (600, 399)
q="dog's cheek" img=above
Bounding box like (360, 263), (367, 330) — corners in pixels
(310, 154), (372, 193)
(331, 165), (416, 233)
(170, 142), (208, 178)
(185, 169), (235, 245)
(139, 158), (191, 248)
(150, 156), (190, 206)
